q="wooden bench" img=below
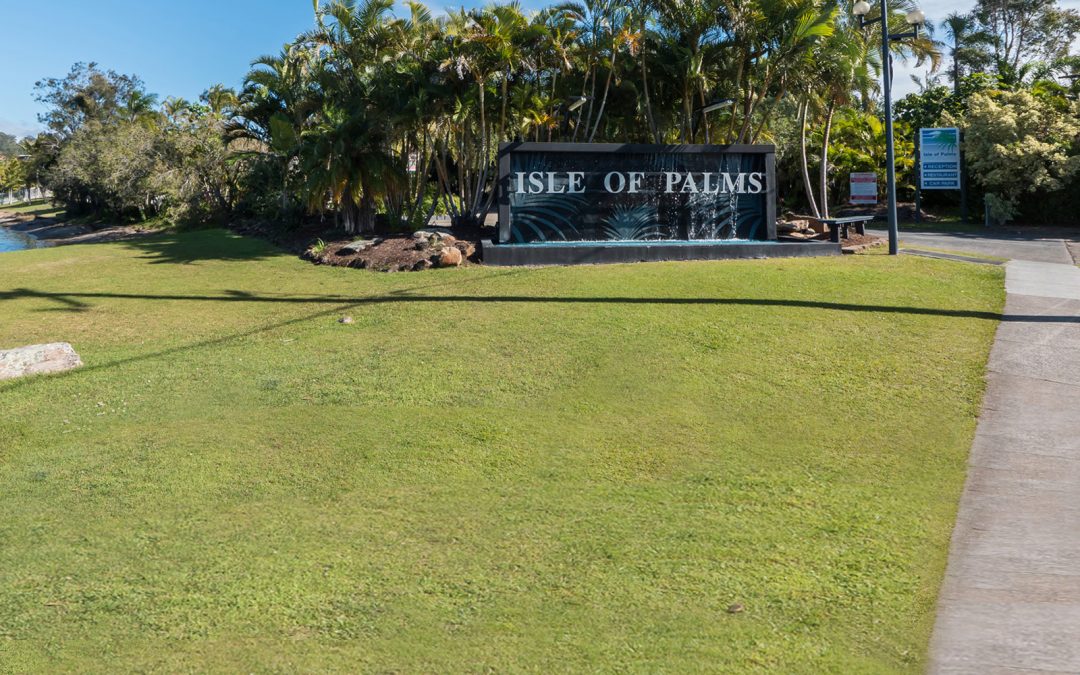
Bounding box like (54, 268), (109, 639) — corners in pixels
(792, 215), (875, 243)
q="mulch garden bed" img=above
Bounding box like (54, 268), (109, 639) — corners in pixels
(840, 232), (886, 253)
(305, 230), (481, 272)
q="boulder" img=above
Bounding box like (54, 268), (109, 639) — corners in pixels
(454, 241), (477, 259)
(777, 220), (810, 233)
(416, 230), (456, 245)
(412, 258), (433, 271)
(339, 239), (373, 254)
(436, 247), (463, 267)
(0, 343), (83, 381)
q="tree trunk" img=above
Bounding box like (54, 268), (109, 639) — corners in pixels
(819, 102), (835, 219)
(588, 48), (618, 142)
(341, 190), (359, 234)
(359, 195), (375, 233)
(280, 162), (289, 214)
(641, 46), (660, 143)
(726, 51), (747, 144)
(681, 80), (694, 143)
(799, 101), (821, 218)
(572, 64), (592, 142)
(953, 47), (961, 96)
(699, 88), (709, 143)
(499, 70), (509, 142)
(751, 86), (786, 144)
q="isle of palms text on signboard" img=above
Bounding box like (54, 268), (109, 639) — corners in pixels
(512, 171), (766, 195)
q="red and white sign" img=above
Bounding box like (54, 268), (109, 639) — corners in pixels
(850, 172), (878, 205)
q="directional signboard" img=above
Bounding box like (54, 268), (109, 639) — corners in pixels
(919, 127), (961, 190)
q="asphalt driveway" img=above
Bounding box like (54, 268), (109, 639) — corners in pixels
(867, 227), (1078, 265)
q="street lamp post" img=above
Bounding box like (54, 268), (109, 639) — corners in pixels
(853, 1), (925, 256)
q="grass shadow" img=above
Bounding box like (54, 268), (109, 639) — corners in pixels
(3, 283), (1078, 393)
(116, 229), (287, 265)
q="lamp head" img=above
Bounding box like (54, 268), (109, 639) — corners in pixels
(853, 1), (872, 17)
(701, 99), (734, 114)
(567, 96), (587, 112)
(905, 9), (926, 26)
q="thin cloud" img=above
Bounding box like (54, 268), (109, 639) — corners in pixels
(0, 119), (41, 140)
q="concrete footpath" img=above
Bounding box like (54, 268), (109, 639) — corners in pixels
(929, 259), (1080, 673)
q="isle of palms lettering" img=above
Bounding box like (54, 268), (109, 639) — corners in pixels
(512, 171), (766, 195)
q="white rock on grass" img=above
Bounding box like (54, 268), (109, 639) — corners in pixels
(0, 343), (83, 381)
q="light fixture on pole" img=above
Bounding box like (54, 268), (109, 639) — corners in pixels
(694, 99), (734, 144)
(558, 97), (588, 140)
(853, 0), (925, 255)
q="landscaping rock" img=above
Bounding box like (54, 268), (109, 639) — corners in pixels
(436, 247), (463, 267)
(455, 241), (477, 259)
(0, 343), (83, 381)
(415, 230), (456, 245)
(412, 258), (433, 271)
(778, 220), (810, 233)
(339, 239), (373, 254)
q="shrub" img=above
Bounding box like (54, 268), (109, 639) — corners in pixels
(955, 90), (1080, 224)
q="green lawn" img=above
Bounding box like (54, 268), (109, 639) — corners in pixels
(0, 199), (66, 219)
(0, 231), (1004, 673)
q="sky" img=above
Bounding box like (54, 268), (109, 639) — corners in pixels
(1, 0), (1078, 139)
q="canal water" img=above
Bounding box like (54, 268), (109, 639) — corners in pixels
(0, 226), (48, 253)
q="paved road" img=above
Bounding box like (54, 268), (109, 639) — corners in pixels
(867, 228), (1076, 265)
(928, 259), (1080, 673)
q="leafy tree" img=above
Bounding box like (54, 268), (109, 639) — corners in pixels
(50, 0), (1080, 232)
(0, 156), (27, 193)
(954, 89), (1080, 223)
(0, 132), (20, 157)
(34, 62), (153, 139)
(895, 73), (996, 130)
(971, 0), (1080, 80)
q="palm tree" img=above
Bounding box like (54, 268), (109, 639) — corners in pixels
(301, 102), (403, 233)
(651, 0), (726, 143)
(809, 23), (873, 217)
(162, 97), (192, 124)
(202, 84), (239, 117)
(235, 46), (321, 214)
(941, 13), (992, 95)
(727, 0), (837, 145)
(123, 89), (159, 124)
